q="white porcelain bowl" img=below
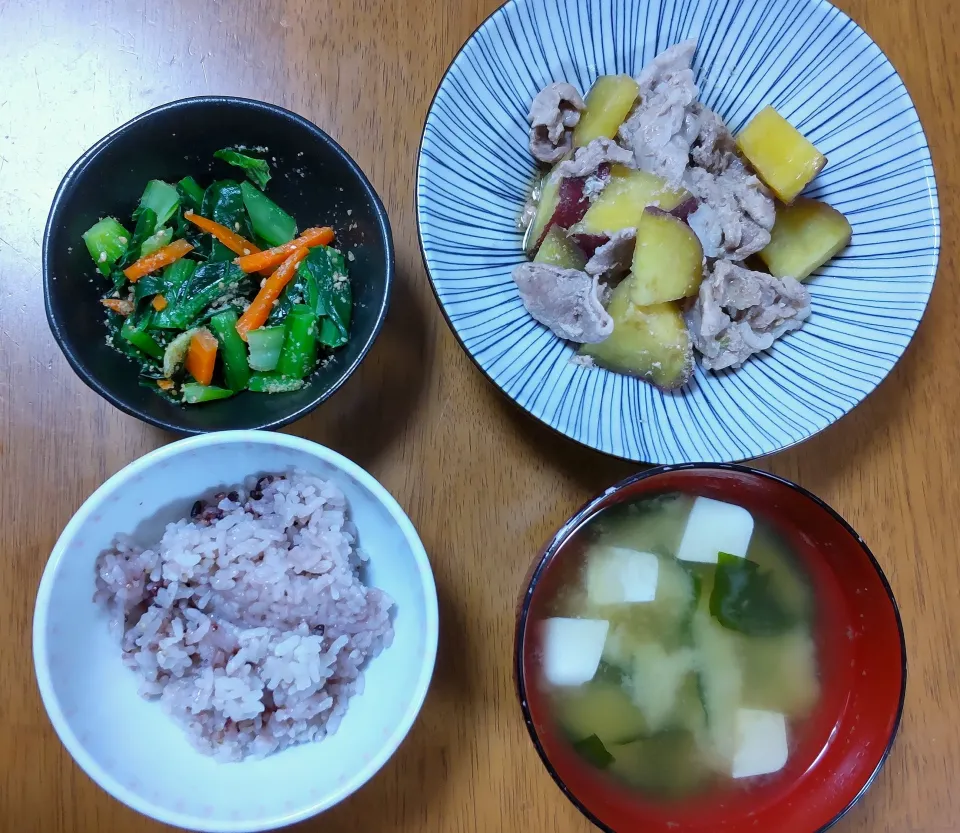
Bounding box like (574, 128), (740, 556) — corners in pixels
(33, 432), (439, 832)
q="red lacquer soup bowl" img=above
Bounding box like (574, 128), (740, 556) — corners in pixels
(515, 464), (906, 833)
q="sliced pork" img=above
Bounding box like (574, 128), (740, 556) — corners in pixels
(585, 229), (636, 281)
(684, 157), (775, 261)
(686, 261), (811, 371)
(618, 40), (700, 188)
(512, 262), (614, 343)
(556, 137), (635, 179)
(529, 82), (586, 164)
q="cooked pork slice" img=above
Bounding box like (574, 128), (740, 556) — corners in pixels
(556, 137), (636, 179)
(618, 39), (700, 188)
(684, 158), (775, 260)
(513, 262), (614, 343)
(585, 229), (637, 280)
(529, 82), (586, 164)
(687, 260), (811, 371)
(689, 104), (736, 173)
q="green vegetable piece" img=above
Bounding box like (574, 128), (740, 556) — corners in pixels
(710, 552), (795, 637)
(140, 227), (174, 258)
(215, 149), (272, 190)
(297, 246), (352, 348)
(240, 181), (296, 247)
(134, 259), (198, 314)
(151, 262), (248, 329)
(177, 176), (205, 211)
(275, 304), (318, 380)
(202, 180), (253, 262)
(608, 731), (710, 798)
(181, 382), (234, 404)
(163, 258), (199, 288)
(247, 373), (305, 394)
(266, 258), (313, 326)
(162, 328), (197, 377)
(115, 208), (158, 270)
(246, 326), (285, 372)
(138, 180), (180, 230)
(139, 375), (179, 403)
(82, 217), (130, 276)
(105, 312), (154, 364)
(120, 316), (164, 360)
(208, 309), (251, 392)
(572, 734), (614, 770)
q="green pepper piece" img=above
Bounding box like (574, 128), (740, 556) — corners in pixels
(247, 373), (305, 394)
(275, 304), (318, 380)
(181, 382), (234, 404)
(208, 309), (251, 392)
(120, 316), (164, 360)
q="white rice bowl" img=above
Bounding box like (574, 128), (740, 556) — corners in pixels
(33, 433), (438, 833)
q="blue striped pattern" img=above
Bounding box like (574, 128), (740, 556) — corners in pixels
(417, 0), (939, 464)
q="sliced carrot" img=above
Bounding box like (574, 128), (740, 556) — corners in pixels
(235, 248), (309, 340)
(234, 227), (334, 274)
(101, 298), (134, 315)
(123, 239), (194, 282)
(156, 379), (175, 391)
(184, 328), (218, 386)
(184, 211), (261, 257)
(152, 295), (168, 311)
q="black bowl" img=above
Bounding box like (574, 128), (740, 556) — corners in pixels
(43, 96), (393, 433)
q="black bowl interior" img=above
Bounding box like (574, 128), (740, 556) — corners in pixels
(44, 96), (393, 433)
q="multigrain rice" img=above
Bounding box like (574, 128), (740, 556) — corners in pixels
(94, 470), (394, 761)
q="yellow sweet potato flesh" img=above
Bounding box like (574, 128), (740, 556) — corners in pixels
(572, 166), (690, 235)
(759, 197), (852, 280)
(579, 285), (693, 390)
(628, 208), (704, 305)
(736, 106), (826, 204)
(574, 75), (641, 147)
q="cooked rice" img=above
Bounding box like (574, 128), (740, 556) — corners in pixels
(94, 470), (394, 762)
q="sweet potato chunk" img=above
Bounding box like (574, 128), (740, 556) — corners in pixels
(535, 227), (588, 271)
(574, 75), (641, 147)
(758, 198), (852, 280)
(736, 106), (826, 204)
(579, 284), (693, 390)
(525, 170), (563, 255)
(628, 208), (704, 306)
(572, 166), (690, 235)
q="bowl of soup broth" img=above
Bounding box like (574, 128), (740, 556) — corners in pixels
(515, 464), (905, 833)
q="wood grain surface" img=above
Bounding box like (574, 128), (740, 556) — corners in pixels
(1, 0), (957, 830)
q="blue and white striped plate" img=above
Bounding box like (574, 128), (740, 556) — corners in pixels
(416, 0), (939, 464)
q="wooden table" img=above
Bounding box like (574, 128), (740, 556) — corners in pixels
(1, 0), (957, 830)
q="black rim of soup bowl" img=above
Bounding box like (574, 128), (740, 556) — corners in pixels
(513, 462), (907, 833)
(43, 95), (394, 434)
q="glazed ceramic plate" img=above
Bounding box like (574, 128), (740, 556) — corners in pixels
(416, 0), (939, 464)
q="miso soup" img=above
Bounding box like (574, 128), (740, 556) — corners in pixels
(538, 493), (819, 800)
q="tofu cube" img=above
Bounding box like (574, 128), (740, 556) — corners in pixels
(731, 708), (789, 779)
(586, 547), (660, 605)
(540, 617), (610, 687)
(676, 497), (754, 564)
